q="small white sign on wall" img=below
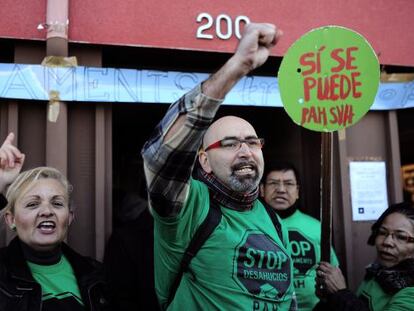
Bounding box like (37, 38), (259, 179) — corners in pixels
(349, 161), (388, 221)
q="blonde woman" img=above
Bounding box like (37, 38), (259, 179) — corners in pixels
(0, 163), (111, 310)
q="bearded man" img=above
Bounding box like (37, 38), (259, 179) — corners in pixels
(142, 23), (296, 311)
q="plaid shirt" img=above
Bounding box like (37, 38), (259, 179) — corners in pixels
(141, 85), (223, 217)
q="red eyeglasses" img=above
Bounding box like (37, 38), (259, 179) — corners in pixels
(204, 138), (265, 152)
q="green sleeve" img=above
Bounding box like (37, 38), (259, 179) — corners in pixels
(383, 287), (414, 311)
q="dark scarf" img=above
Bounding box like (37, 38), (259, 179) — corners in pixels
(365, 258), (414, 294)
(273, 200), (299, 219)
(20, 240), (62, 265)
(197, 168), (258, 210)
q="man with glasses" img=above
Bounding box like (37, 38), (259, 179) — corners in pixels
(260, 161), (338, 311)
(142, 23), (296, 310)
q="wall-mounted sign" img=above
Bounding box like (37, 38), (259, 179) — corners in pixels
(278, 26), (379, 132)
(1, 1), (414, 66)
(349, 161), (388, 221)
(196, 13), (250, 41)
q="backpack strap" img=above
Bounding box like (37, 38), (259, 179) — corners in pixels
(166, 190), (222, 307)
(166, 195), (283, 308)
(263, 203), (284, 244)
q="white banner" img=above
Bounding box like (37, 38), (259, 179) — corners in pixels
(0, 63), (413, 109)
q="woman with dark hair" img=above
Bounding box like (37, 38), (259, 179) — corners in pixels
(314, 202), (414, 311)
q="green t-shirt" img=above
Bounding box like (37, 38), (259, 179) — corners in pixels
(282, 210), (339, 311)
(153, 179), (296, 310)
(357, 277), (414, 311)
(27, 255), (84, 311)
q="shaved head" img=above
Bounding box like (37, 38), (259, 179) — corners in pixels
(203, 116), (258, 148)
(199, 116), (264, 193)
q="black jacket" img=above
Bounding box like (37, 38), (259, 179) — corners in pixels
(0, 237), (111, 311)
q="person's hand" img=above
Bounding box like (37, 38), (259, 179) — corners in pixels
(315, 261), (347, 298)
(233, 23), (282, 74)
(201, 23), (282, 99)
(0, 133), (25, 194)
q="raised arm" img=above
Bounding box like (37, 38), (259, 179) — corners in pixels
(202, 23), (280, 99)
(0, 133), (25, 197)
(165, 23), (281, 141)
(142, 23), (281, 217)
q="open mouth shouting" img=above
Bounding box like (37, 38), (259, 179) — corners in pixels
(232, 161), (258, 177)
(37, 221), (57, 234)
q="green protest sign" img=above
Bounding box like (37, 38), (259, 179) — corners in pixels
(278, 26), (380, 132)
